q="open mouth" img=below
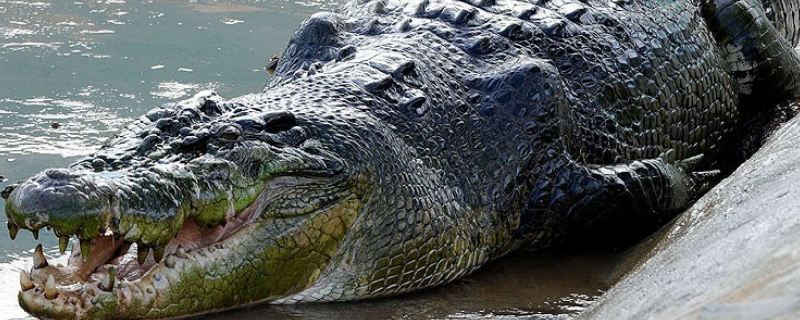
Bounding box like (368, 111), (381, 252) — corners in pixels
(12, 172), (350, 319)
(17, 192), (264, 312)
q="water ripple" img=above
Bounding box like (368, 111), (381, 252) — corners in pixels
(0, 97), (131, 157)
(151, 81), (219, 100)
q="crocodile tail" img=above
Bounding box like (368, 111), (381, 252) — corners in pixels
(762, 0), (800, 47)
(702, 0), (800, 103)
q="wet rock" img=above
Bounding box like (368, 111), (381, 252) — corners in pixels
(580, 114), (800, 320)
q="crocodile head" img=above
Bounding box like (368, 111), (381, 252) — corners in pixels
(4, 90), (376, 319)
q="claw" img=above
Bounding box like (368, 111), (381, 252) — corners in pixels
(7, 221), (18, 240)
(44, 274), (58, 300)
(692, 170), (721, 181)
(32, 229), (39, 240)
(677, 153), (705, 172)
(20, 271), (33, 291)
(58, 236), (69, 255)
(33, 244), (48, 269)
(80, 239), (92, 261)
(99, 267), (116, 292)
(691, 170), (722, 194)
(659, 149), (676, 163)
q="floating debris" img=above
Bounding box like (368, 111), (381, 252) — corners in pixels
(266, 55), (279, 75)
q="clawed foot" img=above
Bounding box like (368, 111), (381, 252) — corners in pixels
(659, 149), (721, 197)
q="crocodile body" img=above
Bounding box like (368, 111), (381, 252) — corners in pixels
(4, 0), (800, 318)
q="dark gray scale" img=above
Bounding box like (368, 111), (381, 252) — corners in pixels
(262, 0), (800, 261)
(703, 0), (800, 104)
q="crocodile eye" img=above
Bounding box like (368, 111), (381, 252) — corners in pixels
(260, 111), (296, 133)
(232, 115), (266, 132)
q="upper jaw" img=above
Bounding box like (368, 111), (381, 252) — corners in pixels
(4, 142), (344, 247)
(4, 87), (346, 251)
(4, 159), (229, 253)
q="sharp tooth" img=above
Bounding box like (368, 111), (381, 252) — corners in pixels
(137, 244), (149, 265)
(80, 239), (92, 261)
(7, 222), (18, 240)
(99, 267), (116, 292)
(33, 244), (48, 269)
(175, 245), (187, 258)
(32, 229), (39, 240)
(44, 274), (58, 299)
(20, 271), (33, 291)
(119, 241), (132, 256)
(58, 236), (69, 255)
(164, 255), (176, 268)
(153, 246), (165, 263)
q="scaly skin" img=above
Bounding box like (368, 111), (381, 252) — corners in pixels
(4, 0), (800, 319)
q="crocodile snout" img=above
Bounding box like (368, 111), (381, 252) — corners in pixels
(5, 167), (116, 240)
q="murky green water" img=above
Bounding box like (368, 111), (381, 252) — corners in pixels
(0, 1), (613, 319)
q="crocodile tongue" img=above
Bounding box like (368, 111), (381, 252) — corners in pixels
(74, 235), (122, 281)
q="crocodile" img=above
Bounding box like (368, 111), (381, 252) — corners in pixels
(3, 0), (800, 318)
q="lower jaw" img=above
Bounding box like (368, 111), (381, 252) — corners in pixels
(18, 195), (359, 320)
(19, 222), (272, 320)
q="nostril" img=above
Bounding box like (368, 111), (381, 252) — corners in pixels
(1, 183), (17, 200)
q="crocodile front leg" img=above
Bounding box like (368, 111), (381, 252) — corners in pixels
(516, 151), (717, 247)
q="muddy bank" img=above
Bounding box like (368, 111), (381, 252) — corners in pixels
(579, 114), (800, 319)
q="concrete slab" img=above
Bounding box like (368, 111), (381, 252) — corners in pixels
(580, 113), (800, 320)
